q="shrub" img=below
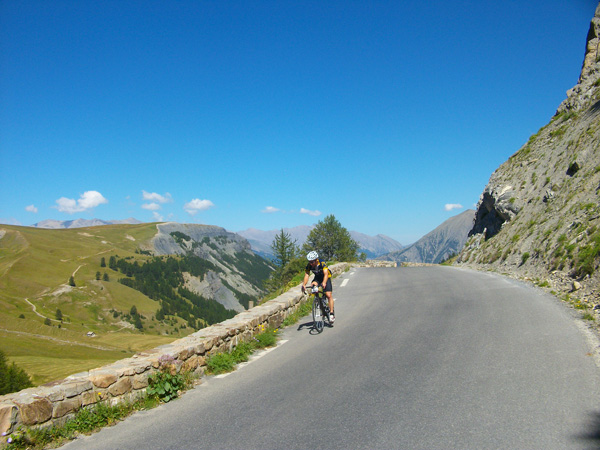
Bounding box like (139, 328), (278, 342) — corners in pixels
(575, 232), (600, 276)
(146, 355), (186, 403)
(0, 350), (33, 395)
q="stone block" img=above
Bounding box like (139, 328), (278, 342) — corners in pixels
(0, 403), (18, 435)
(108, 377), (132, 397)
(132, 374), (149, 390)
(177, 347), (194, 361)
(181, 355), (199, 372)
(53, 397), (82, 418)
(90, 371), (118, 388)
(62, 380), (93, 398)
(81, 391), (103, 407)
(15, 397), (52, 426)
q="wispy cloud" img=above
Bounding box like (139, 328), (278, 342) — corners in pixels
(142, 191), (172, 211)
(54, 191), (108, 214)
(262, 206), (281, 213)
(444, 203), (463, 211)
(152, 211), (164, 222)
(142, 202), (161, 211)
(142, 191), (172, 204)
(25, 205), (38, 213)
(300, 208), (322, 217)
(184, 199), (215, 216)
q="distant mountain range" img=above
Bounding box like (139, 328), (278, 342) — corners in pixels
(237, 226), (404, 259)
(378, 210), (475, 264)
(32, 218), (143, 229)
(27, 216), (477, 264)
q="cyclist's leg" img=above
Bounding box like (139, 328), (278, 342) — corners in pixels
(324, 279), (334, 319)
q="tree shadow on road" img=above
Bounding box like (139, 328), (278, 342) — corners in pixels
(575, 412), (600, 449)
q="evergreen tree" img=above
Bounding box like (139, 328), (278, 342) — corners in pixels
(55, 309), (63, 322)
(130, 305), (138, 317)
(271, 229), (298, 269)
(96, 271), (101, 281)
(103, 272), (109, 282)
(302, 214), (359, 262)
(0, 350), (33, 395)
(69, 276), (76, 287)
(100, 257), (106, 268)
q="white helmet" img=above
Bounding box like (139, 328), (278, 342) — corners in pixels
(306, 251), (319, 261)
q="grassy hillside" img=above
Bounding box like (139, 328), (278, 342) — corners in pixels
(0, 223), (218, 386)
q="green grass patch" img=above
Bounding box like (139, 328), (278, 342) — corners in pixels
(205, 327), (279, 375)
(3, 394), (159, 449)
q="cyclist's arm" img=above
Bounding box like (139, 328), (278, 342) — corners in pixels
(322, 268), (329, 288)
(301, 272), (310, 290)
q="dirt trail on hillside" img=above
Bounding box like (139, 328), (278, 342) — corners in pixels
(0, 328), (117, 351)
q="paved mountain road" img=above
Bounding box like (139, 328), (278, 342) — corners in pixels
(61, 267), (600, 449)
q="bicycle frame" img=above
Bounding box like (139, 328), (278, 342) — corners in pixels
(309, 285), (329, 333)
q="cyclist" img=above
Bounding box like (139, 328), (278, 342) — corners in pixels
(301, 251), (335, 323)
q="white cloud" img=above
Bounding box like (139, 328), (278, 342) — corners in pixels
(152, 211), (164, 222)
(142, 191), (172, 204)
(142, 202), (161, 211)
(25, 205), (38, 213)
(55, 191), (108, 213)
(444, 203), (463, 211)
(262, 206), (280, 213)
(300, 208), (322, 217)
(184, 199), (215, 215)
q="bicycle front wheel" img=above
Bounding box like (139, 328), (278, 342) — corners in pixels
(312, 297), (324, 333)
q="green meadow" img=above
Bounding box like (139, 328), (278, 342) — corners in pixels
(0, 223), (193, 386)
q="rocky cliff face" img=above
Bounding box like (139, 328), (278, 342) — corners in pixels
(149, 223), (272, 312)
(458, 4), (600, 303)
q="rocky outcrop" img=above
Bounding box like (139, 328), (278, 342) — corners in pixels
(558, 3), (600, 114)
(149, 223), (270, 311)
(458, 4), (600, 305)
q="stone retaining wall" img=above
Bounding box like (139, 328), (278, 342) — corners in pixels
(0, 263), (356, 436)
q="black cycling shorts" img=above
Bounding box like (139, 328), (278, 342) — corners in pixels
(314, 278), (332, 293)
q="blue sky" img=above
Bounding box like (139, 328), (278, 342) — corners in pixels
(0, 0), (596, 244)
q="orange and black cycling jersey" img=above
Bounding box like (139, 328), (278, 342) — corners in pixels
(305, 259), (331, 284)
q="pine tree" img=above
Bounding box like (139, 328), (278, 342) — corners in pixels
(303, 214), (359, 262)
(271, 229), (298, 269)
(0, 350), (33, 395)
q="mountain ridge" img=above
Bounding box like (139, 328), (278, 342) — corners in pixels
(237, 226), (404, 259)
(32, 218), (143, 229)
(379, 210), (475, 264)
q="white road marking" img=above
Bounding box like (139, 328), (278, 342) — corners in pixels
(340, 279), (349, 287)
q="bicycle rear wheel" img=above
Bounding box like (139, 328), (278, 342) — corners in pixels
(312, 297), (324, 333)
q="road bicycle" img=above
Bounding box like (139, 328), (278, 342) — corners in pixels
(308, 284), (331, 333)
